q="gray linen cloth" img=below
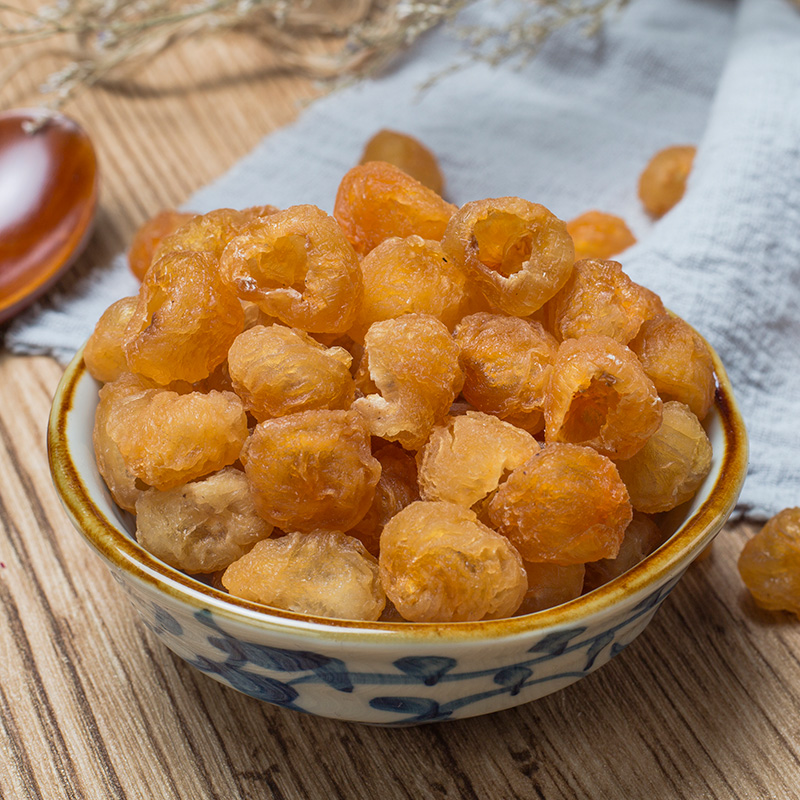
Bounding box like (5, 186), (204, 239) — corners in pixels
(6, 0), (800, 520)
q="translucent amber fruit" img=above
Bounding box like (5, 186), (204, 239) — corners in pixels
(100, 374), (248, 490)
(629, 313), (716, 421)
(488, 443), (632, 565)
(349, 443), (419, 557)
(583, 512), (666, 592)
(454, 312), (557, 432)
(84, 296), (138, 383)
(638, 145), (696, 218)
(0, 109), (97, 324)
(517, 561), (585, 615)
(124, 250), (245, 385)
(242, 409), (381, 532)
(566, 211), (636, 261)
(615, 401), (712, 513)
(441, 196), (574, 317)
(128, 209), (197, 281)
(348, 235), (467, 343)
(738, 508), (800, 618)
(545, 334), (662, 460)
(223, 530), (386, 621)
(417, 412), (539, 508)
(334, 161), (457, 256)
(227, 324), (355, 421)
(220, 204), (362, 333)
(544, 258), (665, 343)
(360, 129), (445, 195)
(353, 314), (464, 450)
(135, 467), (273, 574)
(379, 500), (527, 622)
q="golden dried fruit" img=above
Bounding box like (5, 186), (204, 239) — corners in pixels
(360, 129), (445, 195)
(135, 467), (273, 574)
(517, 561), (585, 615)
(566, 210), (636, 261)
(223, 530), (386, 621)
(442, 196), (574, 316)
(379, 500), (527, 622)
(545, 334), (662, 460)
(242, 409), (381, 532)
(638, 145), (696, 218)
(128, 209), (197, 281)
(83, 296), (138, 383)
(488, 443), (632, 565)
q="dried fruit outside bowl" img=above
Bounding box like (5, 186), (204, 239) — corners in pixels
(48, 342), (747, 726)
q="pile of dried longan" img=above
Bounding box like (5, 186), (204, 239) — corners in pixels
(86, 130), (718, 623)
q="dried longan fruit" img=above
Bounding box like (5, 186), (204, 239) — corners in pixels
(517, 561), (585, 615)
(129, 209), (197, 281)
(544, 259), (665, 343)
(242, 409), (381, 533)
(615, 401), (712, 514)
(454, 312), (557, 433)
(124, 250), (245, 385)
(220, 204), (362, 334)
(417, 412), (539, 509)
(102, 374), (248, 490)
(334, 161), (457, 256)
(223, 530), (386, 621)
(566, 211), (636, 261)
(638, 145), (696, 218)
(349, 443), (420, 557)
(84, 296), (138, 383)
(352, 314), (464, 450)
(348, 236), (467, 343)
(629, 313), (716, 420)
(442, 196), (574, 317)
(545, 334), (662, 460)
(488, 443), (632, 565)
(227, 324), (355, 421)
(583, 512), (666, 592)
(379, 500), (527, 622)
(135, 467), (273, 574)
(738, 508), (800, 618)
(360, 129), (445, 195)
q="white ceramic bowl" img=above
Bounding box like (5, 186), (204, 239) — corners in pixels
(48, 343), (747, 725)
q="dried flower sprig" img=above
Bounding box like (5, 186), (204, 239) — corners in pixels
(0, 0), (629, 113)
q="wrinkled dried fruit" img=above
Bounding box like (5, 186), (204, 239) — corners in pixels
(442, 196), (574, 316)
(84, 296), (138, 383)
(360, 130), (445, 195)
(517, 561), (585, 615)
(223, 530), (386, 621)
(583, 512), (666, 592)
(348, 235), (467, 343)
(124, 250), (245, 385)
(100, 374), (248, 490)
(566, 210), (636, 261)
(738, 508), (800, 618)
(353, 314), (464, 450)
(135, 467), (273, 574)
(220, 204), (362, 333)
(349, 443), (419, 557)
(454, 312), (557, 432)
(615, 401), (712, 513)
(128, 209), (197, 281)
(488, 443), (632, 565)
(379, 500), (527, 622)
(545, 334), (662, 460)
(334, 161), (457, 256)
(629, 313), (716, 420)
(417, 411), (539, 508)
(544, 258), (664, 343)
(242, 409), (380, 532)
(228, 324), (354, 421)
(638, 145), (696, 218)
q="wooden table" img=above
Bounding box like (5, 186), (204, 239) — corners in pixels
(2, 26), (799, 800)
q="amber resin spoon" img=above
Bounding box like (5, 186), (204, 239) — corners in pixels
(0, 109), (98, 325)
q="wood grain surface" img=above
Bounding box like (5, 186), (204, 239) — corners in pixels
(1, 23), (799, 800)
